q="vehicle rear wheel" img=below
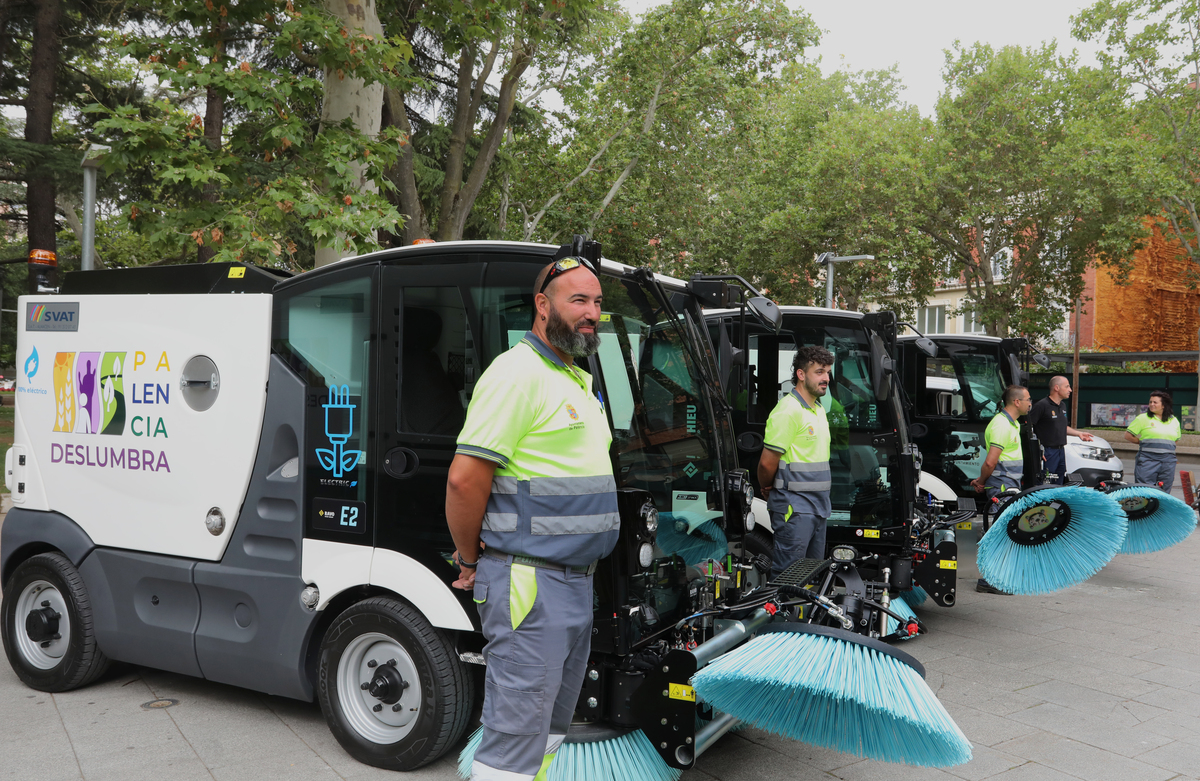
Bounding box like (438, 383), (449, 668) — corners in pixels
(318, 596), (473, 771)
(1, 553), (110, 692)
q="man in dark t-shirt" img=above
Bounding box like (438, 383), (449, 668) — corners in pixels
(1028, 376), (1093, 483)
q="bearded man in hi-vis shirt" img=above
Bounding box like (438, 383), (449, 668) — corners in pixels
(445, 256), (619, 781)
(757, 345), (835, 578)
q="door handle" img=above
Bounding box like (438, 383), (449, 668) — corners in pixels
(384, 447), (420, 479)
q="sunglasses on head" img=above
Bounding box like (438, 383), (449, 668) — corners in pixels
(539, 256), (597, 295)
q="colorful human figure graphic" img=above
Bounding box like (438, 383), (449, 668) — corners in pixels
(53, 352), (76, 433)
(100, 352), (126, 435)
(75, 352), (100, 434)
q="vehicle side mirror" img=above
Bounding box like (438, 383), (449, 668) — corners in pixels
(909, 422), (929, 440)
(747, 296), (782, 333)
(915, 337), (937, 358)
(1032, 353), (1051, 369)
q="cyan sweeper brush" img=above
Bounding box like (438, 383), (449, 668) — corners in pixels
(1108, 485), (1198, 555)
(655, 511), (728, 567)
(897, 585), (927, 609)
(691, 624), (972, 767)
(884, 596), (919, 640)
(977, 485), (1126, 595)
(457, 725), (681, 781)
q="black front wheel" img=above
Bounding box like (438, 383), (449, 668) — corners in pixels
(1, 553), (110, 692)
(317, 596), (474, 771)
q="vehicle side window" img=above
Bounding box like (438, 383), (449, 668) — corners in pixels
(398, 287), (472, 436)
(276, 273), (373, 503)
(920, 357), (966, 418)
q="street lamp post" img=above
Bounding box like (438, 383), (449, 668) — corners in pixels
(80, 143), (110, 272)
(817, 252), (875, 309)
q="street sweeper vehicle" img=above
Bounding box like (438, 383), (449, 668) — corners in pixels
(0, 239), (977, 777)
(702, 303), (971, 615)
(895, 332), (1123, 501)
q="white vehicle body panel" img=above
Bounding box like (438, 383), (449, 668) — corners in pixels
(14, 294), (272, 560)
(918, 471), (959, 502)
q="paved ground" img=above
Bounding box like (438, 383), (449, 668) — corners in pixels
(3, 479), (1199, 780)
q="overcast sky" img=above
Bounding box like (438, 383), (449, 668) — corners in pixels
(625, 0), (1103, 117)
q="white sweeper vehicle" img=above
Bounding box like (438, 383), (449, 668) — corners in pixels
(1, 240), (973, 776)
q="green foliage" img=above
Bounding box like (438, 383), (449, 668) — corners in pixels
(916, 42), (1152, 340)
(86, 0), (412, 267)
(1073, 0), (1200, 280)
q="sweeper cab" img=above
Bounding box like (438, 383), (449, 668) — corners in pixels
(702, 302), (968, 618)
(895, 333), (1123, 502)
(0, 239), (844, 775)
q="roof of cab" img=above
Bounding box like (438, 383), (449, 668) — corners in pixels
(705, 304), (865, 320)
(276, 240), (692, 292)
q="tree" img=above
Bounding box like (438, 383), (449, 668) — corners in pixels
(380, 0), (610, 243)
(495, 0), (817, 274)
(1073, 0), (1200, 275)
(88, 0), (412, 267)
(0, 0), (143, 263)
(742, 65), (940, 309)
(917, 43), (1151, 340)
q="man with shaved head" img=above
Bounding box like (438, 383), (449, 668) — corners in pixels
(1028, 375), (1093, 484)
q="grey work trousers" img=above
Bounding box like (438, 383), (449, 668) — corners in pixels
(1135, 452), (1177, 492)
(770, 509), (827, 579)
(471, 554), (593, 781)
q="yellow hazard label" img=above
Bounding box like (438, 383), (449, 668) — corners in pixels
(600, 314), (611, 322)
(957, 521), (973, 530)
(228, 267), (245, 278)
(669, 684), (695, 702)
(938, 560), (958, 570)
(863, 529), (880, 539)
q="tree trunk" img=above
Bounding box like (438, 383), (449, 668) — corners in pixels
(382, 86), (428, 243)
(438, 41), (533, 241)
(198, 20), (226, 264)
(317, 0), (384, 266)
(25, 0), (62, 259)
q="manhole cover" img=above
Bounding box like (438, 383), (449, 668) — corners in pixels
(140, 698), (179, 710)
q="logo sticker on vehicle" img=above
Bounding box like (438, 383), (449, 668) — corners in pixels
(27, 302), (80, 332)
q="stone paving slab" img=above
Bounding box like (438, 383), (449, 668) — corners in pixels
(3, 512), (1200, 780)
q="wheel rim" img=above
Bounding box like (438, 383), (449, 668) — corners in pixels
(13, 579), (71, 670)
(337, 631), (423, 744)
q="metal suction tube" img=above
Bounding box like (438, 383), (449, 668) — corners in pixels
(690, 607), (775, 668)
(694, 712), (739, 757)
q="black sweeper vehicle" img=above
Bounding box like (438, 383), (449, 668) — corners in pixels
(895, 332), (1123, 503)
(702, 303), (970, 614)
(1, 239), (932, 775)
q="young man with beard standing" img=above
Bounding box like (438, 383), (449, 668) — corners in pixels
(446, 257), (619, 781)
(758, 346), (835, 578)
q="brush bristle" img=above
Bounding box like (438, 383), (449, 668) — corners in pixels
(898, 585), (927, 608)
(692, 632), (972, 767)
(885, 597), (918, 639)
(977, 486), (1126, 595)
(458, 726), (682, 781)
(656, 514), (728, 566)
(1111, 487), (1198, 555)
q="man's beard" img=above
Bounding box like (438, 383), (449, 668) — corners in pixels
(804, 376), (827, 398)
(546, 304), (601, 358)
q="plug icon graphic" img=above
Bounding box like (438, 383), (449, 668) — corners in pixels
(315, 384), (363, 478)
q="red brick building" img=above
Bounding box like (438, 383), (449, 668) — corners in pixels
(1072, 222), (1200, 371)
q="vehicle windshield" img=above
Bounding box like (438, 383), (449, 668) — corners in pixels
(594, 276), (721, 519)
(919, 344), (1005, 422)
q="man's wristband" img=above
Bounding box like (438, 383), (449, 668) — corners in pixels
(459, 557), (478, 569)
